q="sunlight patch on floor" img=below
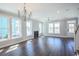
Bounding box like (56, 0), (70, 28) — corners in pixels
(5, 44), (19, 53)
(0, 49), (4, 53)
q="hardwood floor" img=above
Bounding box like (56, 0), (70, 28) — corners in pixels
(0, 36), (75, 56)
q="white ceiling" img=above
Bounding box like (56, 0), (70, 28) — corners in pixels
(0, 3), (79, 22)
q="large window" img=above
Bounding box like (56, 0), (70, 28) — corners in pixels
(0, 16), (21, 41)
(48, 22), (60, 34)
(48, 23), (53, 33)
(67, 20), (75, 33)
(54, 22), (60, 34)
(0, 16), (8, 40)
(26, 21), (32, 36)
(12, 18), (21, 38)
(39, 23), (42, 34)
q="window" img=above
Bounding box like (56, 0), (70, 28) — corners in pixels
(26, 21), (32, 36)
(54, 22), (60, 34)
(0, 16), (8, 40)
(68, 20), (75, 33)
(39, 23), (42, 34)
(48, 22), (60, 34)
(48, 23), (53, 33)
(0, 16), (21, 41)
(69, 24), (74, 33)
(12, 18), (21, 38)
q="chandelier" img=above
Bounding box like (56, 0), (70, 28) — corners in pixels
(18, 3), (32, 21)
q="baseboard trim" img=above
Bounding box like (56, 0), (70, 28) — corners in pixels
(44, 35), (74, 39)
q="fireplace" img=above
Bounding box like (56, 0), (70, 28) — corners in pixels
(34, 31), (39, 39)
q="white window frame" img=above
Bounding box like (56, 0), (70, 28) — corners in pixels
(39, 23), (42, 34)
(0, 16), (22, 42)
(54, 22), (60, 34)
(67, 20), (76, 33)
(48, 23), (54, 33)
(26, 20), (32, 36)
(0, 16), (9, 41)
(12, 18), (21, 39)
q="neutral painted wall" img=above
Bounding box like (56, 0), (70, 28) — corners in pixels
(32, 19), (43, 36)
(43, 17), (78, 38)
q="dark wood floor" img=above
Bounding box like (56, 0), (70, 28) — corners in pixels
(0, 36), (75, 56)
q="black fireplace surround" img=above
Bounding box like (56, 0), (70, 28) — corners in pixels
(34, 31), (39, 39)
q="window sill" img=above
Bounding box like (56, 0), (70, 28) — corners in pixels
(0, 39), (8, 42)
(0, 36), (22, 42)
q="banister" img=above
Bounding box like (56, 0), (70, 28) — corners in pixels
(75, 25), (79, 36)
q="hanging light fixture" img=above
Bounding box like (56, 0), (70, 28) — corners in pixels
(18, 3), (32, 21)
(23, 3), (27, 21)
(28, 11), (32, 20)
(18, 9), (20, 18)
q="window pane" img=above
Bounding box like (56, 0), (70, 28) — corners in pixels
(48, 23), (53, 33)
(0, 16), (8, 40)
(69, 23), (74, 33)
(39, 23), (42, 34)
(54, 22), (60, 34)
(12, 18), (21, 38)
(0, 29), (1, 39)
(68, 20), (75, 33)
(26, 21), (32, 36)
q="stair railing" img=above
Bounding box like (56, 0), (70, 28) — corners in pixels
(74, 25), (79, 55)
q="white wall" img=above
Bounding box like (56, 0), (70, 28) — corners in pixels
(32, 19), (43, 36)
(43, 17), (78, 38)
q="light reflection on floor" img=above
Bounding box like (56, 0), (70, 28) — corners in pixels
(5, 44), (19, 53)
(67, 39), (74, 52)
(0, 37), (74, 56)
(0, 49), (4, 53)
(26, 40), (34, 56)
(47, 37), (55, 46)
(47, 37), (63, 54)
(47, 37), (62, 49)
(54, 38), (62, 48)
(38, 38), (46, 53)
